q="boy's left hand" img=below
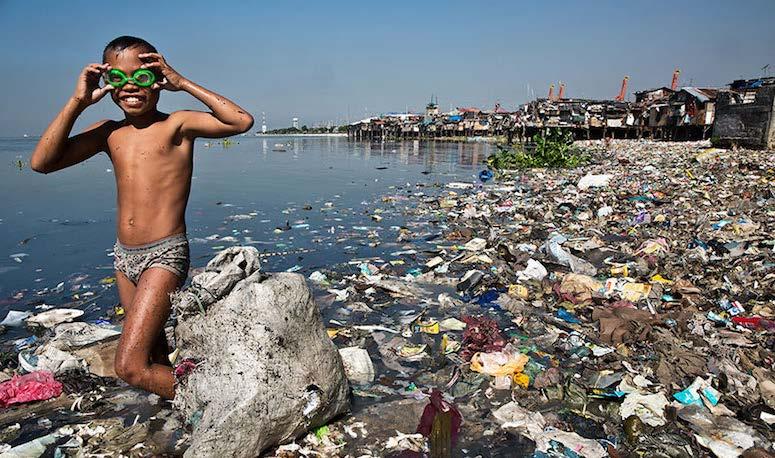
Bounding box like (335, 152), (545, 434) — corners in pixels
(139, 52), (186, 92)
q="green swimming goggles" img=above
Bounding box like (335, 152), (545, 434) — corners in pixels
(104, 68), (156, 88)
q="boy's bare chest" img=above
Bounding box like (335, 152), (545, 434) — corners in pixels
(106, 127), (190, 168)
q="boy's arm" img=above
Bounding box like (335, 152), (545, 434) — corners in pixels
(139, 53), (254, 139)
(31, 63), (114, 174)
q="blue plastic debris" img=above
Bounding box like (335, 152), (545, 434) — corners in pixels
(674, 380), (720, 407)
(476, 289), (501, 306)
(407, 267), (422, 277)
(556, 308), (581, 324)
(478, 169), (494, 183)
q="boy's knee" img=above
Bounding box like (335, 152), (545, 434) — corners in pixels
(114, 356), (145, 387)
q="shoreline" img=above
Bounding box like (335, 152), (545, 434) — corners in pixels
(254, 133), (347, 138)
(0, 139), (773, 456)
(254, 133), (505, 142)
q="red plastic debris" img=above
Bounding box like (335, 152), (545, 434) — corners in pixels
(553, 281), (579, 304)
(174, 358), (199, 382)
(0, 370), (63, 408)
(732, 316), (775, 331)
(416, 389), (463, 445)
(460, 315), (505, 361)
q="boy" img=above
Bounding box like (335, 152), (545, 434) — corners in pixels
(31, 36), (253, 399)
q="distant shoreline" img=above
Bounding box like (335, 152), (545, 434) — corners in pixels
(254, 133), (347, 138)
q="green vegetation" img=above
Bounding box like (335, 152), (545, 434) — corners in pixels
(486, 129), (589, 170)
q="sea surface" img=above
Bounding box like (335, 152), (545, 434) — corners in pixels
(0, 136), (492, 329)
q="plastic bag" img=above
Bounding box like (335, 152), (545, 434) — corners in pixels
(0, 371), (63, 408)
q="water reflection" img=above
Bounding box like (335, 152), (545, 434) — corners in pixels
(251, 137), (490, 170)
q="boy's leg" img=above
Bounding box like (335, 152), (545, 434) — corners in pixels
(114, 268), (179, 399)
(116, 270), (136, 312)
(116, 271), (171, 366)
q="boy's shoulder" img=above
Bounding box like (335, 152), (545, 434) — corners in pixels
(168, 110), (208, 122)
(167, 110), (217, 137)
(86, 119), (123, 139)
(93, 119), (122, 129)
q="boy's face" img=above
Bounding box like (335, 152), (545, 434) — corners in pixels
(104, 46), (159, 116)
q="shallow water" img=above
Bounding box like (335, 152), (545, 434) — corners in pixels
(0, 136), (491, 328)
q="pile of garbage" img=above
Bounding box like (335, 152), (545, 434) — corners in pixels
(296, 140), (774, 456)
(0, 139), (773, 457)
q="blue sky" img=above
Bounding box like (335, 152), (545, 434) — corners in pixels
(1, 0), (774, 135)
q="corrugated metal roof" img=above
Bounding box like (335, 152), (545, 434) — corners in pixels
(680, 87), (717, 102)
(635, 87), (674, 95)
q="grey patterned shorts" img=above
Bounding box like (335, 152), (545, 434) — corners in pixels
(113, 233), (190, 285)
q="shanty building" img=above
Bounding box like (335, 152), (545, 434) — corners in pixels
(714, 77), (775, 149)
(633, 87), (674, 132)
(634, 87), (674, 105)
(668, 87), (718, 139)
(629, 87), (716, 139)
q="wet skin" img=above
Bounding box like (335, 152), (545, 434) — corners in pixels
(104, 49), (192, 400)
(115, 268), (178, 400)
(104, 50), (191, 246)
(30, 44), (253, 399)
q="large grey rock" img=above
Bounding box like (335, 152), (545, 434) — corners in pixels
(172, 247), (349, 458)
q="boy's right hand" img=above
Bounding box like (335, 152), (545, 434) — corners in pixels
(72, 63), (114, 108)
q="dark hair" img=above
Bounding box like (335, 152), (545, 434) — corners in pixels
(103, 36), (157, 62)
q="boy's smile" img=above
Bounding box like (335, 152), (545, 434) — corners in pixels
(120, 92), (147, 111)
(104, 46), (159, 116)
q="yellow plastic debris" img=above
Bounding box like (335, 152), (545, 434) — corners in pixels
(508, 284), (529, 299)
(415, 322), (440, 334)
(650, 274), (673, 285)
(513, 372), (530, 389)
(470, 350), (529, 377)
(610, 265), (629, 277)
(399, 344), (427, 358)
(621, 283), (652, 302)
